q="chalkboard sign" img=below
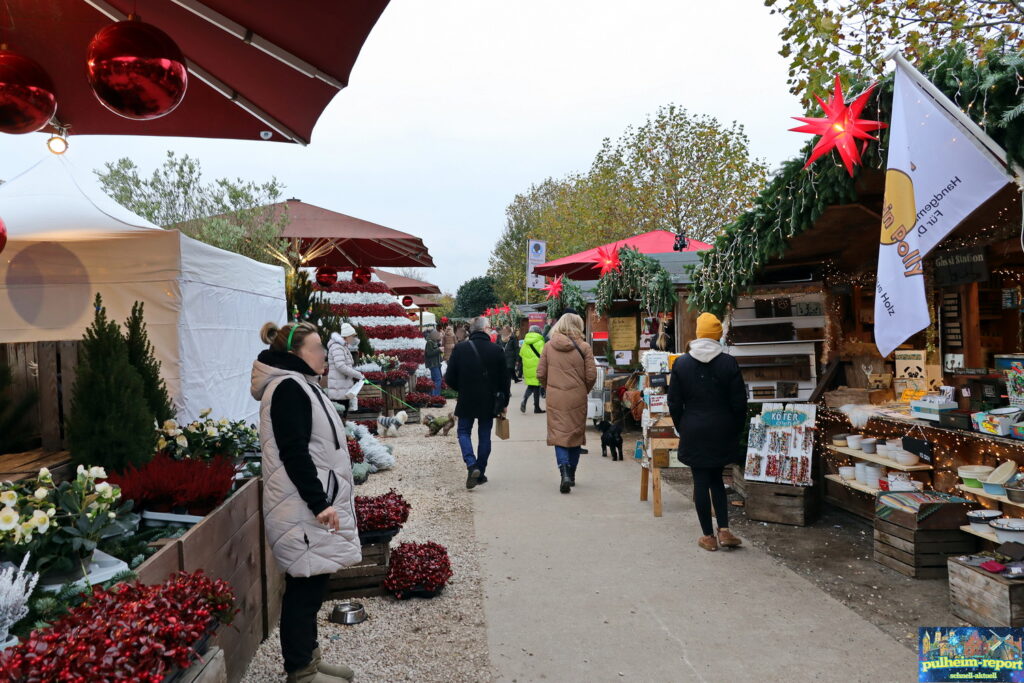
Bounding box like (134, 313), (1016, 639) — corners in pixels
(934, 247), (988, 288)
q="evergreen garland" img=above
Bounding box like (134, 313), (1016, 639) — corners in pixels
(689, 46), (1024, 316)
(123, 302), (173, 423)
(68, 294), (155, 473)
(546, 278), (586, 319)
(594, 247), (677, 316)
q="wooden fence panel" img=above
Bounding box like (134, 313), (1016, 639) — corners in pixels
(36, 342), (60, 450)
(57, 341), (79, 449)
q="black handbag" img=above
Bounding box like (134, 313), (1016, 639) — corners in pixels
(467, 340), (507, 417)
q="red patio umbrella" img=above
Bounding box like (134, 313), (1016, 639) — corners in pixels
(374, 268), (441, 295)
(408, 295), (439, 308)
(1, 0), (389, 145)
(278, 199), (434, 269)
(533, 230), (711, 280)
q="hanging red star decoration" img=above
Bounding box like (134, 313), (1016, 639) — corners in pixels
(542, 276), (563, 300)
(790, 76), (887, 177)
(592, 245), (621, 277)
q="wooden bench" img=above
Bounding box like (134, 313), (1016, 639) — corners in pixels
(0, 448), (72, 482)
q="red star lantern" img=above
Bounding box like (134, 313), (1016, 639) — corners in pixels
(542, 276), (563, 300)
(592, 245), (621, 277)
(790, 76), (887, 177)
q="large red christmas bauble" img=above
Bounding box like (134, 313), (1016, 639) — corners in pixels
(315, 267), (338, 287)
(86, 20), (188, 120)
(0, 50), (57, 134)
(401, 295), (413, 307)
(352, 267), (372, 285)
(0, 216), (6, 255)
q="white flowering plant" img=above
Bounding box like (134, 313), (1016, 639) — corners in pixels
(155, 409), (259, 461)
(0, 466), (131, 576)
(358, 354), (400, 372)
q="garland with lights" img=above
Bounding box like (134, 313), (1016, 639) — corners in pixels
(689, 46), (1024, 316)
(594, 247), (676, 316)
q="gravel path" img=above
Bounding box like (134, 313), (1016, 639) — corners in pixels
(243, 402), (495, 682)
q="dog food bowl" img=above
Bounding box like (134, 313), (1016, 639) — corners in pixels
(989, 518), (1024, 544)
(329, 602), (367, 625)
(966, 509), (1002, 534)
(838, 466), (857, 481)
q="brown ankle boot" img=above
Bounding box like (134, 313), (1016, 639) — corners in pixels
(718, 528), (742, 548)
(698, 535), (719, 551)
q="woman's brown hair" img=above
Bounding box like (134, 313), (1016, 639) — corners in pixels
(260, 321), (320, 352)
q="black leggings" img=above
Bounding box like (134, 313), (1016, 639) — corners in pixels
(522, 385), (542, 409)
(280, 573), (329, 672)
(691, 467), (729, 536)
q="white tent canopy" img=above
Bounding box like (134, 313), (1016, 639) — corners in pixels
(0, 157), (286, 424)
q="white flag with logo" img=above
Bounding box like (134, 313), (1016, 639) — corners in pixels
(874, 63), (1010, 357)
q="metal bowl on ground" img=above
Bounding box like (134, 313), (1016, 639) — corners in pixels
(329, 602), (367, 625)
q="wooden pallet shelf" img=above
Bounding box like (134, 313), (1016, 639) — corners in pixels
(960, 524), (999, 544)
(826, 445), (934, 472)
(824, 473), (881, 495)
(956, 484), (1024, 509)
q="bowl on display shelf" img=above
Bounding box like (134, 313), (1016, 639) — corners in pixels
(966, 509), (1002, 534)
(988, 517), (1024, 543)
(958, 466), (995, 489)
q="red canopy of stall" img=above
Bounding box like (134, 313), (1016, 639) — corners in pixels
(374, 269), (441, 295)
(533, 230), (711, 280)
(3, 0), (389, 145)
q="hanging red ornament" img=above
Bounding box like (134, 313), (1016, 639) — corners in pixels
(315, 267), (337, 287)
(401, 295), (413, 307)
(86, 20), (188, 121)
(352, 267), (372, 285)
(790, 76), (887, 177)
(441, 316), (449, 324)
(542, 276), (563, 300)
(0, 216), (6, 255)
(0, 50), (58, 134)
(592, 245), (621, 277)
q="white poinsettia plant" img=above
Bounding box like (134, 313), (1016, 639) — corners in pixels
(156, 409), (259, 461)
(356, 354), (400, 372)
(0, 466), (130, 576)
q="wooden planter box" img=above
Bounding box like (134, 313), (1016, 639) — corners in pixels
(949, 557), (1024, 626)
(135, 479), (264, 683)
(874, 519), (975, 579)
(745, 481), (818, 526)
(327, 542), (391, 599)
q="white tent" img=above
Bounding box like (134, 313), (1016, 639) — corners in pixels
(0, 157), (286, 424)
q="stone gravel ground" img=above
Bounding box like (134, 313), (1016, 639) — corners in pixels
(243, 401), (495, 682)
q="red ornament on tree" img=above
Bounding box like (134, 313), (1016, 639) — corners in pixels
(0, 216), (6, 255)
(401, 295), (414, 307)
(315, 267), (338, 287)
(352, 267), (372, 285)
(542, 275), (563, 300)
(0, 50), (58, 134)
(790, 76), (887, 177)
(86, 20), (188, 121)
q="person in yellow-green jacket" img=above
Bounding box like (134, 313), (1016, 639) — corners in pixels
(519, 325), (546, 413)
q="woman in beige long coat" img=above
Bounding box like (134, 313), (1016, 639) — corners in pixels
(537, 313), (597, 494)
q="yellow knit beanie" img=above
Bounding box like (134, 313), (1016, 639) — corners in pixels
(695, 313), (723, 340)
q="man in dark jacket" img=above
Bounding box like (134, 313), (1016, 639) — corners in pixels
(444, 316), (511, 489)
(424, 329), (443, 396)
(667, 313), (747, 552)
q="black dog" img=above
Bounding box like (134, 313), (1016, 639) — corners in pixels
(597, 419), (624, 461)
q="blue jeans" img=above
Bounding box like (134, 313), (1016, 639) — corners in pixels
(555, 446), (581, 468)
(430, 366), (443, 396)
(458, 416), (493, 473)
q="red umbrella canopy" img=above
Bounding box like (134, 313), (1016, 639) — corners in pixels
(373, 268), (441, 295)
(533, 230), (711, 280)
(278, 199), (434, 269)
(0, 0), (389, 144)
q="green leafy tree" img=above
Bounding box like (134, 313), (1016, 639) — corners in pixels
(0, 363), (37, 454)
(68, 295), (155, 473)
(430, 293), (457, 320)
(123, 302), (173, 423)
(765, 0), (1023, 101)
(453, 276), (499, 318)
(95, 151), (290, 265)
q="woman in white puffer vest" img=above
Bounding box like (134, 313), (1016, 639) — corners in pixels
(251, 321), (361, 683)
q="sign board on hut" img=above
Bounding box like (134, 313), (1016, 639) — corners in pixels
(933, 247), (988, 288)
(610, 316), (637, 352)
(743, 403), (816, 486)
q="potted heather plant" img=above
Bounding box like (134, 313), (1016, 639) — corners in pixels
(109, 454), (236, 528)
(355, 490), (411, 545)
(383, 541), (453, 600)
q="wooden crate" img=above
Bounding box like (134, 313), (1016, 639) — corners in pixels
(327, 542), (391, 599)
(729, 464), (747, 499)
(745, 481), (818, 526)
(824, 476), (876, 520)
(948, 557), (1024, 627)
(873, 518), (975, 579)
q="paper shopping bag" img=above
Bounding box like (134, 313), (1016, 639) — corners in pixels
(495, 416), (510, 440)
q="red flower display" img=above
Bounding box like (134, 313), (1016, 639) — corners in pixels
(361, 325), (424, 340)
(416, 376), (446, 392)
(790, 75), (886, 177)
(542, 276), (563, 300)
(328, 303), (407, 318)
(354, 397), (385, 413)
(347, 437), (364, 464)
(384, 541), (453, 599)
(406, 392), (447, 408)
(108, 453), (235, 516)
(592, 245), (621, 277)
(0, 571), (235, 681)
(355, 489), (411, 532)
(388, 349), (426, 364)
(316, 280), (392, 294)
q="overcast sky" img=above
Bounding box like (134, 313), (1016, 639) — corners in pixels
(0, 0), (806, 295)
